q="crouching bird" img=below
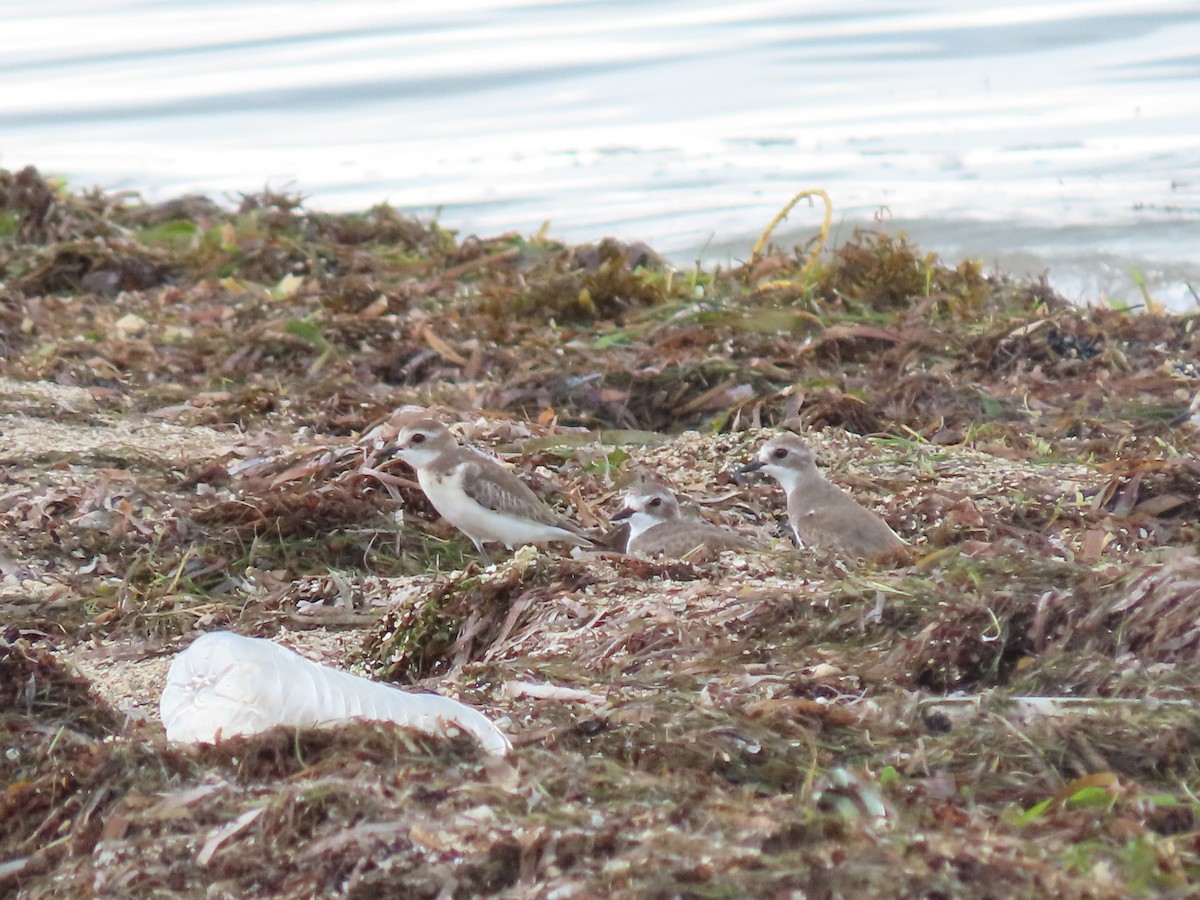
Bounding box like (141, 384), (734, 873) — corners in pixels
(612, 482), (756, 560)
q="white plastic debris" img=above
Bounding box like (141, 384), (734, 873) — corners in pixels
(159, 631), (510, 756)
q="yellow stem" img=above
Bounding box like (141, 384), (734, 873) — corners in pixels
(748, 188), (833, 290)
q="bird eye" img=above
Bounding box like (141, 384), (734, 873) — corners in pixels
(649, 498), (662, 507)
(410, 433), (426, 445)
(773, 447), (788, 459)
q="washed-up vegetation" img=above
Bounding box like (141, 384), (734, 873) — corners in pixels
(1, 165), (1199, 897)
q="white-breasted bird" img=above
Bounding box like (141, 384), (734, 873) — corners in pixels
(389, 418), (592, 555)
(738, 433), (906, 560)
(612, 482), (755, 560)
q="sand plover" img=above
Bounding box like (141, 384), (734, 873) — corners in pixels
(739, 433), (905, 560)
(390, 418), (592, 555)
(612, 482), (755, 560)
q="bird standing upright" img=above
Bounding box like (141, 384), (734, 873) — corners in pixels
(389, 417), (592, 556)
(739, 433), (906, 560)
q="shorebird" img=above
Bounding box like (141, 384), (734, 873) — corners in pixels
(389, 418), (592, 556)
(738, 433), (906, 560)
(611, 482), (755, 560)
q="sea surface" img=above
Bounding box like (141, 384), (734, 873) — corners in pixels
(3, 0), (1199, 306)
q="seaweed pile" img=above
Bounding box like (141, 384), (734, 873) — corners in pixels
(1, 166), (1199, 897)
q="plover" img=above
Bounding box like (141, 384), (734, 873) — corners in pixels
(611, 482), (755, 560)
(739, 433), (906, 560)
(389, 418), (592, 555)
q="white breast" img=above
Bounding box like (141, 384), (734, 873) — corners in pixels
(623, 510), (662, 545)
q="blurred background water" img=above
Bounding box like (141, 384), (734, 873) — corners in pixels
(3, 0), (1199, 306)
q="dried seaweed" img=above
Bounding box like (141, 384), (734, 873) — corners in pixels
(4, 169), (1200, 897)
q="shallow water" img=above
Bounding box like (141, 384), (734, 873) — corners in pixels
(3, 0), (1199, 306)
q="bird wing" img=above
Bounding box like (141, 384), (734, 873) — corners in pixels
(798, 500), (904, 558)
(460, 457), (585, 532)
(790, 478), (849, 546)
(636, 521), (756, 559)
(842, 513), (906, 558)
